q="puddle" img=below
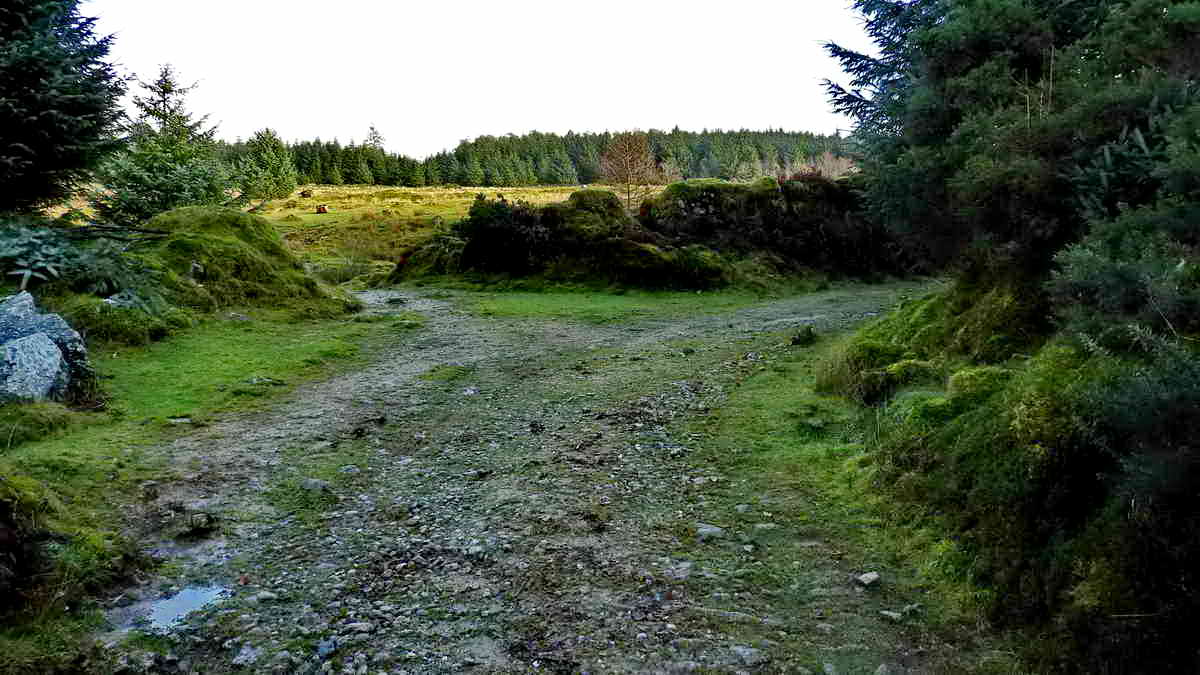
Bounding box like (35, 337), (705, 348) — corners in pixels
(110, 584), (229, 633)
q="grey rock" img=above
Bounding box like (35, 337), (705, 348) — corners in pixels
(696, 523), (725, 541)
(102, 290), (144, 309)
(815, 622), (835, 634)
(301, 478), (332, 492)
(823, 664), (838, 675)
(730, 645), (768, 666)
(734, 504), (751, 513)
(1, 333), (67, 401)
(855, 572), (881, 587)
(0, 292), (91, 400)
(753, 523), (778, 531)
(346, 622), (375, 633)
(317, 638), (338, 659)
(875, 665), (895, 675)
(880, 610), (902, 621)
(231, 644), (261, 666)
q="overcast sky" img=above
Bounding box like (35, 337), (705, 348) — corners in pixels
(82, 1), (874, 158)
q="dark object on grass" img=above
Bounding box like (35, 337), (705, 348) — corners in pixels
(300, 189), (313, 198)
(791, 326), (817, 346)
(316, 204), (329, 214)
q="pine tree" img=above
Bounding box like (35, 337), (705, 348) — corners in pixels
(1, 0), (125, 212)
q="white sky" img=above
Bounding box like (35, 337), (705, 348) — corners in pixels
(83, 1), (874, 158)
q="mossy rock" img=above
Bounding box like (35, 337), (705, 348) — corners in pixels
(670, 245), (727, 288)
(135, 207), (353, 316)
(947, 365), (1013, 403)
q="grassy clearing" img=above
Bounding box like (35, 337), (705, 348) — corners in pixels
(0, 308), (409, 673)
(674, 335), (1023, 673)
(262, 184), (582, 260)
(451, 285), (821, 324)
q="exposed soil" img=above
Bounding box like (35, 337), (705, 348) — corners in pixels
(100, 281), (946, 674)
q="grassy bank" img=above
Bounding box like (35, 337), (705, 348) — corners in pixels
(672, 333), (1023, 673)
(0, 307), (404, 672)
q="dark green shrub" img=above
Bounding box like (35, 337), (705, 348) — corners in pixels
(640, 176), (906, 277)
(445, 190), (728, 289)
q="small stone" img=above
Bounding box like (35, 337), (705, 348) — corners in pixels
(734, 504), (750, 513)
(339, 465), (361, 474)
(875, 665), (894, 675)
(252, 591), (279, 603)
(231, 644), (261, 667)
(301, 478), (331, 492)
(730, 645), (768, 666)
(636, 632), (648, 641)
(815, 623), (834, 634)
(317, 638), (338, 659)
(855, 572), (881, 587)
(823, 664), (838, 675)
(346, 622), (375, 633)
(753, 523), (778, 530)
(696, 523), (725, 541)
(880, 610), (902, 621)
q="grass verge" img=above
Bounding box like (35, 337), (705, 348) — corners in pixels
(674, 334), (1024, 673)
(0, 307), (409, 673)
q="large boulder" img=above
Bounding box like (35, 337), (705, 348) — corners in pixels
(0, 292), (92, 402)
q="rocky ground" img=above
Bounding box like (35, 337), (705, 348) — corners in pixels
(98, 281), (951, 675)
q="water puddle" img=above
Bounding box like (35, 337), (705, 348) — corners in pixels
(110, 584), (229, 633)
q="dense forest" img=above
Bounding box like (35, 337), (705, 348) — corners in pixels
(216, 128), (846, 188)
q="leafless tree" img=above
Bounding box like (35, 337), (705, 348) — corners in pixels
(600, 132), (663, 211)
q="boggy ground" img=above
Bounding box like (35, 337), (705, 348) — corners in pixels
(99, 280), (979, 675)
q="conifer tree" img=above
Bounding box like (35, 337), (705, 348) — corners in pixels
(238, 128), (298, 200)
(1, 0), (125, 212)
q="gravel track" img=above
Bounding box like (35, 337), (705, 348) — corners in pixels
(101, 282), (938, 675)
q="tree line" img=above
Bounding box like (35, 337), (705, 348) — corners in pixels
(218, 128), (846, 189)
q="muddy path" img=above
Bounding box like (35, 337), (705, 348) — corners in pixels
(102, 281), (941, 675)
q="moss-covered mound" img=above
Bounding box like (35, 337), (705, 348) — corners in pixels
(135, 207), (358, 316)
(393, 190), (727, 289)
(640, 175), (903, 278)
(817, 284), (1200, 669)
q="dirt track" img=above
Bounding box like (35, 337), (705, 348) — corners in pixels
(102, 282), (939, 674)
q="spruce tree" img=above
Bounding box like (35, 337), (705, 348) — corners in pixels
(90, 64), (233, 225)
(238, 128), (298, 200)
(462, 152), (485, 186)
(1, 0), (125, 212)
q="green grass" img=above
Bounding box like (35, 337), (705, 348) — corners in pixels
(0, 308), (409, 674)
(463, 288), (775, 324)
(264, 184), (584, 261)
(676, 336), (1024, 673)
